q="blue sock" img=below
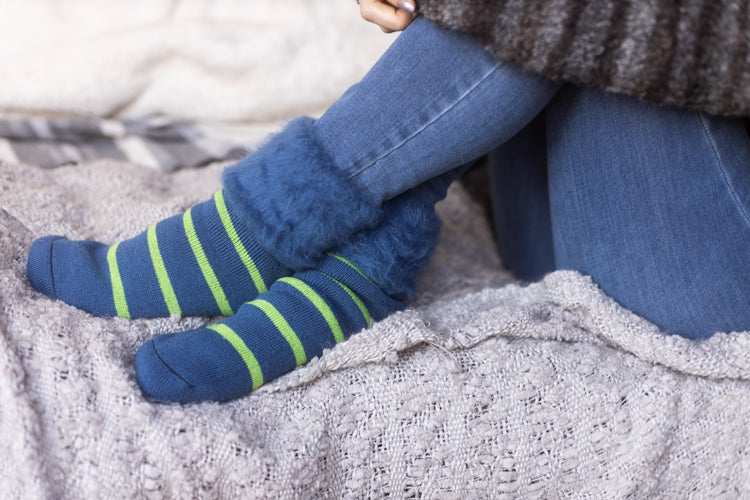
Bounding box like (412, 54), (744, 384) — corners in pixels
(134, 188), (442, 403)
(27, 117), (385, 319)
(135, 255), (403, 403)
(26, 190), (289, 318)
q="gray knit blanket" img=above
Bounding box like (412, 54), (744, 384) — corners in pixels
(2, 159), (750, 498)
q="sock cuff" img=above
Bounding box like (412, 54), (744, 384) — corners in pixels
(222, 117), (381, 270)
(332, 190), (442, 301)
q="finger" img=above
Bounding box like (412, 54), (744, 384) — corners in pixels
(383, 0), (416, 15)
(378, 0), (416, 33)
(360, 0), (415, 32)
(360, 0), (412, 31)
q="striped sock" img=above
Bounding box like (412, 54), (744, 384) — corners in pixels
(26, 189), (288, 319)
(134, 253), (404, 403)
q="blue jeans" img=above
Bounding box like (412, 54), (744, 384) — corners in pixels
(315, 17), (750, 339)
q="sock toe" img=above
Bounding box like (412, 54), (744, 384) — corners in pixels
(27, 235), (64, 298)
(135, 339), (196, 403)
(135, 329), (254, 403)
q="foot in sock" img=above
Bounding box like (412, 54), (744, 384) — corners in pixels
(135, 255), (402, 403)
(26, 189), (289, 319)
(134, 189), (441, 403)
(26, 117), (381, 319)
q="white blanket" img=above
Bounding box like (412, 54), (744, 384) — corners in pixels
(1, 159), (750, 498)
(0, 0), (392, 123)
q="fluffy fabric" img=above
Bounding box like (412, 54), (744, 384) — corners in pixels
(0, 0), (393, 121)
(340, 185), (443, 300)
(418, 0), (750, 117)
(223, 117), (381, 270)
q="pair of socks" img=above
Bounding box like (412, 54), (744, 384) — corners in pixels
(27, 180), (441, 403)
(26, 117), (444, 403)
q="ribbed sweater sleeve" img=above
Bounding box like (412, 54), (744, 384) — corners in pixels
(418, 0), (750, 116)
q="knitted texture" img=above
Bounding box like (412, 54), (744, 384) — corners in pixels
(135, 189), (441, 403)
(26, 190), (287, 319)
(136, 255), (406, 403)
(3, 159), (750, 497)
(418, 0), (750, 116)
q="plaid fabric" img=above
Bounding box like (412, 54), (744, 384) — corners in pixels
(0, 115), (251, 171)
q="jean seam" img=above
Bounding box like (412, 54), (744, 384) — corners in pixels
(349, 61), (504, 181)
(699, 112), (750, 228)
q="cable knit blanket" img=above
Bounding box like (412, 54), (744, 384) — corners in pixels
(2, 158), (750, 498)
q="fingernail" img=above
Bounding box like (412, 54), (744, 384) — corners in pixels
(398, 0), (415, 14)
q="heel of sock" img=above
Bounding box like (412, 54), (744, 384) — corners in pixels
(316, 256), (404, 323)
(330, 189), (442, 301)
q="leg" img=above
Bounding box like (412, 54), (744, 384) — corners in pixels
(546, 85), (750, 338)
(27, 17), (559, 319)
(315, 16), (561, 203)
(489, 113), (556, 281)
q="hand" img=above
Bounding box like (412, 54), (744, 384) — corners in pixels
(360, 0), (417, 33)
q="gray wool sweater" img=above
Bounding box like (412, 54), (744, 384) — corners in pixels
(417, 0), (750, 117)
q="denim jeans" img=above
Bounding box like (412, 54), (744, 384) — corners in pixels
(315, 17), (750, 339)
(315, 16), (559, 203)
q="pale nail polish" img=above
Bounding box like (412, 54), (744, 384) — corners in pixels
(398, 0), (416, 14)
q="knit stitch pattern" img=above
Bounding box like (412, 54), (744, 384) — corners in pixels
(134, 185), (442, 403)
(3, 160), (750, 497)
(418, 0), (750, 116)
(26, 190), (287, 319)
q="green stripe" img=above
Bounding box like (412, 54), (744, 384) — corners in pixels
(327, 276), (371, 328)
(214, 190), (267, 295)
(183, 208), (233, 316)
(107, 243), (130, 319)
(327, 253), (376, 286)
(251, 299), (307, 365)
(207, 324), (263, 390)
(147, 225), (182, 316)
(279, 277), (344, 343)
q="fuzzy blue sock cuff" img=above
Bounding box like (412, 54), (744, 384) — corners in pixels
(222, 117), (381, 270)
(335, 189), (442, 301)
